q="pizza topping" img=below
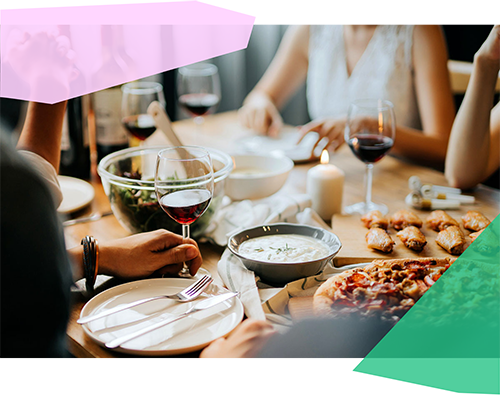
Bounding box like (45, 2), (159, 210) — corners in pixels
(313, 257), (453, 322)
(424, 275), (435, 286)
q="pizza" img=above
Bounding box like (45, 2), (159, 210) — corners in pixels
(313, 257), (455, 323)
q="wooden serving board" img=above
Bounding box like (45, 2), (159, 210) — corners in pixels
(289, 206), (499, 322)
(329, 208), (496, 266)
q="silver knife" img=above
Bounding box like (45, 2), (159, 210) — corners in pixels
(62, 211), (113, 227)
(105, 292), (238, 349)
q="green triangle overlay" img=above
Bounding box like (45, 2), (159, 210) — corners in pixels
(355, 215), (500, 394)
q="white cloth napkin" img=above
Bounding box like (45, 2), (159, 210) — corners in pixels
(203, 194), (314, 246)
(209, 194), (354, 329)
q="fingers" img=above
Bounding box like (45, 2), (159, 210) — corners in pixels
(237, 318), (274, 333)
(267, 109), (283, 138)
(254, 108), (268, 134)
(238, 94), (283, 136)
(302, 118), (346, 153)
(186, 248), (203, 276)
(162, 243), (199, 265)
(200, 319), (275, 358)
(148, 229), (185, 251)
(154, 243), (201, 275)
(237, 107), (251, 129)
(297, 119), (324, 143)
(157, 263), (183, 276)
(135, 230), (203, 276)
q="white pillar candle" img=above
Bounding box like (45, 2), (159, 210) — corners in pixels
(306, 150), (345, 220)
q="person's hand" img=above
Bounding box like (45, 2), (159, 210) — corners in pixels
(6, 29), (77, 97)
(298, 117), (347, 152)
(98, 229), (203, 279)
(200, 319), (276, 358)
(475, 25), (500, 70)
(238, 92), (283, 137)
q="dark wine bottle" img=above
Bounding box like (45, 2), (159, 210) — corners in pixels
(59, 96), (91, 179)
(93, 25), (132, 164)
(93, 88), (129, 163)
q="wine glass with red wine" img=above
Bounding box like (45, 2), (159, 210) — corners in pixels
(344, 99), (396, 215)
(155, 146), (214, 277)
(177, 63), (220, 126)
(121, 81), (166, 144)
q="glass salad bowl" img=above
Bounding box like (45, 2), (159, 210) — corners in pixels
(97, 146), (233, 237)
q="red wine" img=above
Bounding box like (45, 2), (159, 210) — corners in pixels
(179, 93), (219, 117)
(348, 134), (394, 164)
(160, 189), (212, 224)
(122, 114), (156, 141)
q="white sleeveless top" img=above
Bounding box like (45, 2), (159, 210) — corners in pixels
(307, 25), (421, 129)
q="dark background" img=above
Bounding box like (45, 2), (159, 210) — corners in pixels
(0, 25), (494, 135)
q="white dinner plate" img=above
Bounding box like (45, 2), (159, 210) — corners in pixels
(237, 129), (326, 163)
(57, 176), (95, 214)
(80, 278), (244, 356)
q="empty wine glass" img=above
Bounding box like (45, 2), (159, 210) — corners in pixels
(121, 81), (166, 145)
(177, 63), (221, 125)
(155, 146), (214, 277)
(344, 99), (396, 215)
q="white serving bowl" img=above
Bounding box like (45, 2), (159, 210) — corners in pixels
(228, 223), (342, 286)
(225, 154), (294, 201)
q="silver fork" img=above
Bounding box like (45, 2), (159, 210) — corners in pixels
(77, 275), (213, 324)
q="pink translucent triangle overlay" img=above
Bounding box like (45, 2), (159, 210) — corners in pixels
(0, 1), (255, 104)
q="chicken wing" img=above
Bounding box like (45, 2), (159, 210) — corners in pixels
(462, 211), (490, 232)
(390, 209), (423, 230)
(361, 210), (389, 229)
(469, 228), (499, 255)
(435, 225), (466, 255)
(365, 227), (395, 253)
(469, 229), (484, 242)
(426, 210), (459, 232)
(396, 226), (427, 252)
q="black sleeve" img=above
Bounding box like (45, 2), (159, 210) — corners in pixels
(1, 163), (73, 357)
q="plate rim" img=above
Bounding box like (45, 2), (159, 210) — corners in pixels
(80, 278), (244, 356)
(57, 175), (95, 214)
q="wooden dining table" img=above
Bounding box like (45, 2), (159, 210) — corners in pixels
(63, 111), (500, 358)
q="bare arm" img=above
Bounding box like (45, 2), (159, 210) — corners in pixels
(238, 25), (309, 135)
(250, 25), (309, 108)
(445, 25), (500, 189)
(391, 25), (455, 166)
(9, 30), (76, 172)
(298, 25), (455, 165)
(17, 101), (67, 173)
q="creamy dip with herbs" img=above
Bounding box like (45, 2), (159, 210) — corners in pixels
(238, 234), (330, 263)
(231, 167), (270, 177)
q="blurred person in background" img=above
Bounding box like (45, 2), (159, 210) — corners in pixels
(239, 25), (455, 167)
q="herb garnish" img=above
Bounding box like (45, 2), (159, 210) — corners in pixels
(269, 244), (296, 255)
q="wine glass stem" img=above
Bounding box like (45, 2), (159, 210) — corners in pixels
(183, 224), (190, 240)
(179, 224), (191, 277)
(365, 163), (374, 207)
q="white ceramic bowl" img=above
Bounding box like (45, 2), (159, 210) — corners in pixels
(228, 223), (342, 286)
(225, 154), (294, 201)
